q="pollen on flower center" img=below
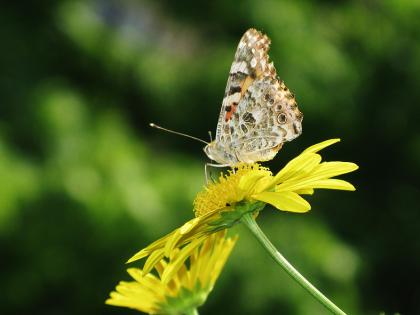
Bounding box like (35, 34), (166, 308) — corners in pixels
(193, 163), (272, 217)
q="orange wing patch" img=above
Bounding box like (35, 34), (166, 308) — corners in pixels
(225, 102), (238, 122)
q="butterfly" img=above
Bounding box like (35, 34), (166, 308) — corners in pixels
(204, 28), (303, 166)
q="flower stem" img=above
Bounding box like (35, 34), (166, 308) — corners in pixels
(184, 308), (199, 315)
(240, 212), (347, 315)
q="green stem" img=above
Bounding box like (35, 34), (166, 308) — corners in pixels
(184, 308), (199, 315)
(240, 212), (346, 315)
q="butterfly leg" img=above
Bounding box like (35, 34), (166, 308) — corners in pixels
(205, 163), (230, 184)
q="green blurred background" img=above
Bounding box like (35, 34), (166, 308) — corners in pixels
(1, 1), (419, 314)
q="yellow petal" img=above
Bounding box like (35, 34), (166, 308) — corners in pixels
(261, 153), (321, 191)
(302, 139), (341, 154)
(276, 162), (358, 192)
(199, 235), (237, 286)
(294, 188), (314, 195)
(305, 179), (356, 191)
(252, 176), (276, 194)
(143, 249), (165, 275)
(278, 153), (321, 182)
(164, 230), (183, 257)
(126, 249), (149, 264)
(314, 161), (359, 178)
(238, 170), (271, 194)
(127, 231), (175, 263)
(179, 217), (200, 234)
(161, 237), (205, 284)
(127, 269), (163, 296)
(252, 191), (311, 213)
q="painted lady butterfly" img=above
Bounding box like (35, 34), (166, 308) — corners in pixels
(204, 28), (303, 166)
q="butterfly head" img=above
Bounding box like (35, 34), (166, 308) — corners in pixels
(204, 141), (217, 161)
(204, 141), (234, 165)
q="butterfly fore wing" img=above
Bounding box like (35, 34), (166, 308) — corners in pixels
(215, 29), (271, 144)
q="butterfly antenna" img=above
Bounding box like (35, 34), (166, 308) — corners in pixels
(208, 130), (213, 142)
(149, 123), (209, 145)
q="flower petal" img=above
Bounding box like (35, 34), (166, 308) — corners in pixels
(161, 237), (206, 284)
(127, 269), (164, 296)
(277, 153), (322, 182)
(252, 176), (276, 194)
(294, 188), (314, 195)
(260, 153), (322, 191)
(252, 191), (311, 213)
(302, 139), (341, 154)
(180, 218), (201, 234)
(276, 162), (358, 192)
(164, 229), (183, 257)
(312, 162), (359, 179)
(143, 249), (165, 275)
(238, 170), (271, 194)
(305, 179), (356, 191)
(127, 233), (174, 263)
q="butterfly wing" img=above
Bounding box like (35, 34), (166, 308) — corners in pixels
(215, 28), (303, 163)
(230, 76), (303, 163)
(215, 28), (271, 143)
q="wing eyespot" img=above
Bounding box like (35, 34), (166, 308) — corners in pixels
(277, 113), (287, 124)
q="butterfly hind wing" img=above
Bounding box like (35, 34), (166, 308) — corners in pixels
(229, 75), (303, 163)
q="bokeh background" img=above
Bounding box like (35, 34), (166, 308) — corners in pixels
(1, 1), (419, 314)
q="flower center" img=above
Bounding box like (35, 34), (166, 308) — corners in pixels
(193, 163), (272, 217)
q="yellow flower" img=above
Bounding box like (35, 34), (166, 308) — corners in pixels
(128, 139), (357, 276)
(107, 231), (236, 315)
(195, 138), (358, 215)
(194, 163), (271, 217)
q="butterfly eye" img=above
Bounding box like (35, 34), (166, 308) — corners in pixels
(277, 113), (287, 124)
